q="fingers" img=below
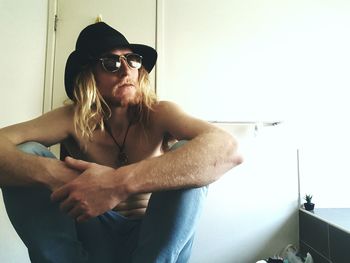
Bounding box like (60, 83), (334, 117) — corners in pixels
(61, 202), (92, 223)
(58, 195), (76, 213)
(114, 199), (149, 210)
(50, 185), (69, 202)
(52, 190), (92, 222)
(67, 206), (87, 222)
(67, 203), (94, 223)
(76, 214), (91, 223)
(64, 156), (91, 172)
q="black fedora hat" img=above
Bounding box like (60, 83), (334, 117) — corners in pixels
(64, 22), (157, 100)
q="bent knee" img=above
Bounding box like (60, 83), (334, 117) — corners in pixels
(17, 142), (56, 158)
(169, 140), (188, 151)
(17, 142), (46, 153)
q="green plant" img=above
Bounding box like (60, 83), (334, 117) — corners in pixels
(304, 194), (313, 204)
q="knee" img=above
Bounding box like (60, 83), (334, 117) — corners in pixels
(169, 140), (188, 151)
(17, 142), (56, 158)
(17, 141), (46, 154)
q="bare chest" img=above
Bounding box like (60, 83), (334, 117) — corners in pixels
(65, 125), (163, 168)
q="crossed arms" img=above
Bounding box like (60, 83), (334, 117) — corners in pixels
(0, 101), (242, 221)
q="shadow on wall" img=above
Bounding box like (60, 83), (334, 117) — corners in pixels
(254, 208), (299, 262)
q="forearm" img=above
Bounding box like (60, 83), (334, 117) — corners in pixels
(124, 129), (242, 194)
(0, 137), (76, 189)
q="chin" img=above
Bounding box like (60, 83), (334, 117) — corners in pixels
(106, 94), (141, 108)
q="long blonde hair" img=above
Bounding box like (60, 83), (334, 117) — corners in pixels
(72, 66), (158, 140)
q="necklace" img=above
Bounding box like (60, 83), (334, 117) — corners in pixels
(104, 121), (132, 166)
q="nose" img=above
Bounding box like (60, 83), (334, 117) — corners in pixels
(117, 57), (131, 76)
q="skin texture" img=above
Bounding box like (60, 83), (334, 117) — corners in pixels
(0, 49), (243, 222)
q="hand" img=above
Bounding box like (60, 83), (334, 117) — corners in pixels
(50, 157), (128, 222)
(45, 158), (81, 191)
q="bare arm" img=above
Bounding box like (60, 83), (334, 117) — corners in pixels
(0, 106), (79, 189)
(51, 101), (242, 221)
(122, 101), (243, 193)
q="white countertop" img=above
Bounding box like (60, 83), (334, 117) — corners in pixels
(300, 208), (350, 234)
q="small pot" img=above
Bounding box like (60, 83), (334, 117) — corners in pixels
(304, 202), (315, 211)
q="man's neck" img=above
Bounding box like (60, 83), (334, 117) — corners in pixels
(107, 106), (129, 130)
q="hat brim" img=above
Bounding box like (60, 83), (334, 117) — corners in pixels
(64, 42), (157, 100)
(128, 43), (157, 73)
(64, 51), (85, 100)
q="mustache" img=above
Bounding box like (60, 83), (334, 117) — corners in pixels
(118, 78), (137, 87)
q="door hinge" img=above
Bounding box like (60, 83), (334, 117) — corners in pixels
(54, 15), (58, 31)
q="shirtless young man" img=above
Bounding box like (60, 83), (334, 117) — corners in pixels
(0, 22), (242, 263)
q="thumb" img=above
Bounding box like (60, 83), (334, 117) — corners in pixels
(64, 156), (91, 172)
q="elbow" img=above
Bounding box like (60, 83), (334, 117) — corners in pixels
(232, 153), (243, 166)
(227, 134), (243, 167)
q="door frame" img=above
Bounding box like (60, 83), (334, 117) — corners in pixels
(43, 0), (57, 113)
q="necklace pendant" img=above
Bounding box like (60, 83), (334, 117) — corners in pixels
(118, 151), (128, 165)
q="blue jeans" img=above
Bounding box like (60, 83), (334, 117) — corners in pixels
(2, 141), (208, 263)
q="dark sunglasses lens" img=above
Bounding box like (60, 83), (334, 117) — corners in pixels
(101, 58), (120, 72)
(126, 54), (142, 69)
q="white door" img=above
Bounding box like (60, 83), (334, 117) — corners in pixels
(51, 0), (156, 109)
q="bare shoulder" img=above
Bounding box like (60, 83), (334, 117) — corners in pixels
(150, 101), (187, 129)
(39, 104), (75, 123)
(29, 104), (75, 131)
(0, 105), (75, 146)
(150, 101), (219, 140)
(151, 101), (184, 117)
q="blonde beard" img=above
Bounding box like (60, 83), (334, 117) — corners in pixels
(106, 88), (142, 108)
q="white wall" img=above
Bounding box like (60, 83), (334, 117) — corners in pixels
(157, 1), (350, 259)
(0, 0), (47, 126)
(0, 0), (48, 262)
(158, 1), (300, 261)
(190, 124), (298, 262)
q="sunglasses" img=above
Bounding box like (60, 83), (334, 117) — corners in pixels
(99, 53), (143, 73)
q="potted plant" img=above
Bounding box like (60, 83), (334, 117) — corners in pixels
(304, 194), (315, 211)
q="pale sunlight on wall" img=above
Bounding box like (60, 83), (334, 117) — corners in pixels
(159, 0), (350, 208)
(0, 0), (47, 262)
